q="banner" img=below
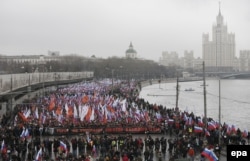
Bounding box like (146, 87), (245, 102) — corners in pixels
(50, 125), (162, 135)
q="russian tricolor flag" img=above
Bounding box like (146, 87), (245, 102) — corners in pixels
(242, 129), (248, 138)
(205, 129), (210, 136)
(201, 148), (218, 161)
(20, 128), (26, 139)
(210, 150), (219, 161)
(198, 118), (204, 127)
(194, 126), (203, 133)
(201, 148), (211, 158)
(1, 140), (6, 152)
(231, 125), (236, 134)
(208, 122), (216, 130)
(186, 117), (193, 126)
(183, 113), (188, 121)
(168, 119), (174, 124)
(60, 141), (68, 152)
(25, 128), (31, 139)
(35, 148), (42, 161)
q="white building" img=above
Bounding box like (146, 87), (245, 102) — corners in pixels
(202, 6), (235, 72)
(0, 51), (61, 65)
(239, 50), (250, 72)
(183, 50), (194, 69)
(159, 51), (179, 66)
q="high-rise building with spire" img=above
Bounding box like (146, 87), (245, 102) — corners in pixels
(202, 3), (235, 72)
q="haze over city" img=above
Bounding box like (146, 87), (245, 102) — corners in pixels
(0, 0), (250, 61)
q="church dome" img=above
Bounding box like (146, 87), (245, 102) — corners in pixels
(125, 42), (137, 54)
(126, 48), (137, 54)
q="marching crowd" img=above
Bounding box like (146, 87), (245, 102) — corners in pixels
(0, 79), (249, 161)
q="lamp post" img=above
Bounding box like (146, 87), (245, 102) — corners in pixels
(38, 62), (46, 97)
(111, 69), (114, 95)
(10, 73), (13, 112)
(176, 70), (180, 108)
(106, 66), (124, 95)
(27, 73), (31, 100)
(105, 67), (115, 95)
(218, 77), (221, 145)
(203, 61), (207, 129)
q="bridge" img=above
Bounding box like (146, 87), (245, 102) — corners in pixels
(0, 71), (94, 114)
(195, 71), (250, 79)
(220, 72), (250, 79)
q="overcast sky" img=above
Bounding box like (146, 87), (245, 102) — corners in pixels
(0, 0), (250, 61)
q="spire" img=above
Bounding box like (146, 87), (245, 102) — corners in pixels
(216, 1), (223, 25)
(219, 1), (221, 15)
(129, 42), (133, 48)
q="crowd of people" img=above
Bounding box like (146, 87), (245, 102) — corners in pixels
(0, 79), (249, 161)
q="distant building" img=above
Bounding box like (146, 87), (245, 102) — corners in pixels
(159, 50), (203, 71)
(193, 57), (203, 71)
(0, 51), (61, 65)
(125, 42), (137, 59)
(159, 51), (179, 66)
(48, 50), (60, 56)
(239, 50), (250, 72)
(183, 50), (194, 69)
(202, 5), (235, 72)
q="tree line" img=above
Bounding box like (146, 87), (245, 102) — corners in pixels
(0, 56), (180, 80)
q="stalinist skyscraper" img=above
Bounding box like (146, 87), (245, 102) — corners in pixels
(202, 4), (235, 72)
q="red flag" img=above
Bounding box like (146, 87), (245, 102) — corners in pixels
(107, 105), (115, 113)
(56, 106), (62, 115)
(18, 112), (28, 122)
(48, 100), (55, 111)
(82, 95), (89, 104)
(67, 106), (73, 118)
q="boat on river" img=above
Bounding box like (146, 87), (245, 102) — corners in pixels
(185, 88), (195, 92)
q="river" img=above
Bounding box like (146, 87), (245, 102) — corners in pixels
(139, 79), (250, 131)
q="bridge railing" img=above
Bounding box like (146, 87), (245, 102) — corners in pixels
(0, 71), (94, 94)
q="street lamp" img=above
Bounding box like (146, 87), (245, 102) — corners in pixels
(105, 67), (114, 95)
(106, 66), (124, 95)
(202, 61), (207, 129)
(38, 62), (46, 97)
(111, 69), (114, 95)
(27, 73), (31, 100)
(176, 69), (180, 108)
(10, 73), (13, 112)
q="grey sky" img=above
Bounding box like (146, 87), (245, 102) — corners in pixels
(0, 0), (249, 61)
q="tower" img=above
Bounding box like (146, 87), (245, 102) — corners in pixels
(202, 3), (235, 72)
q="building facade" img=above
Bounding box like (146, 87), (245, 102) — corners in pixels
(202, 7), (235, 72)
(0, 51), (61, 65)
(239, 50), (250, 72)
(159, 51), (179, 67)
(183, 50), (194, 69)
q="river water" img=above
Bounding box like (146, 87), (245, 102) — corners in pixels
(139, 79), (250, 131)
